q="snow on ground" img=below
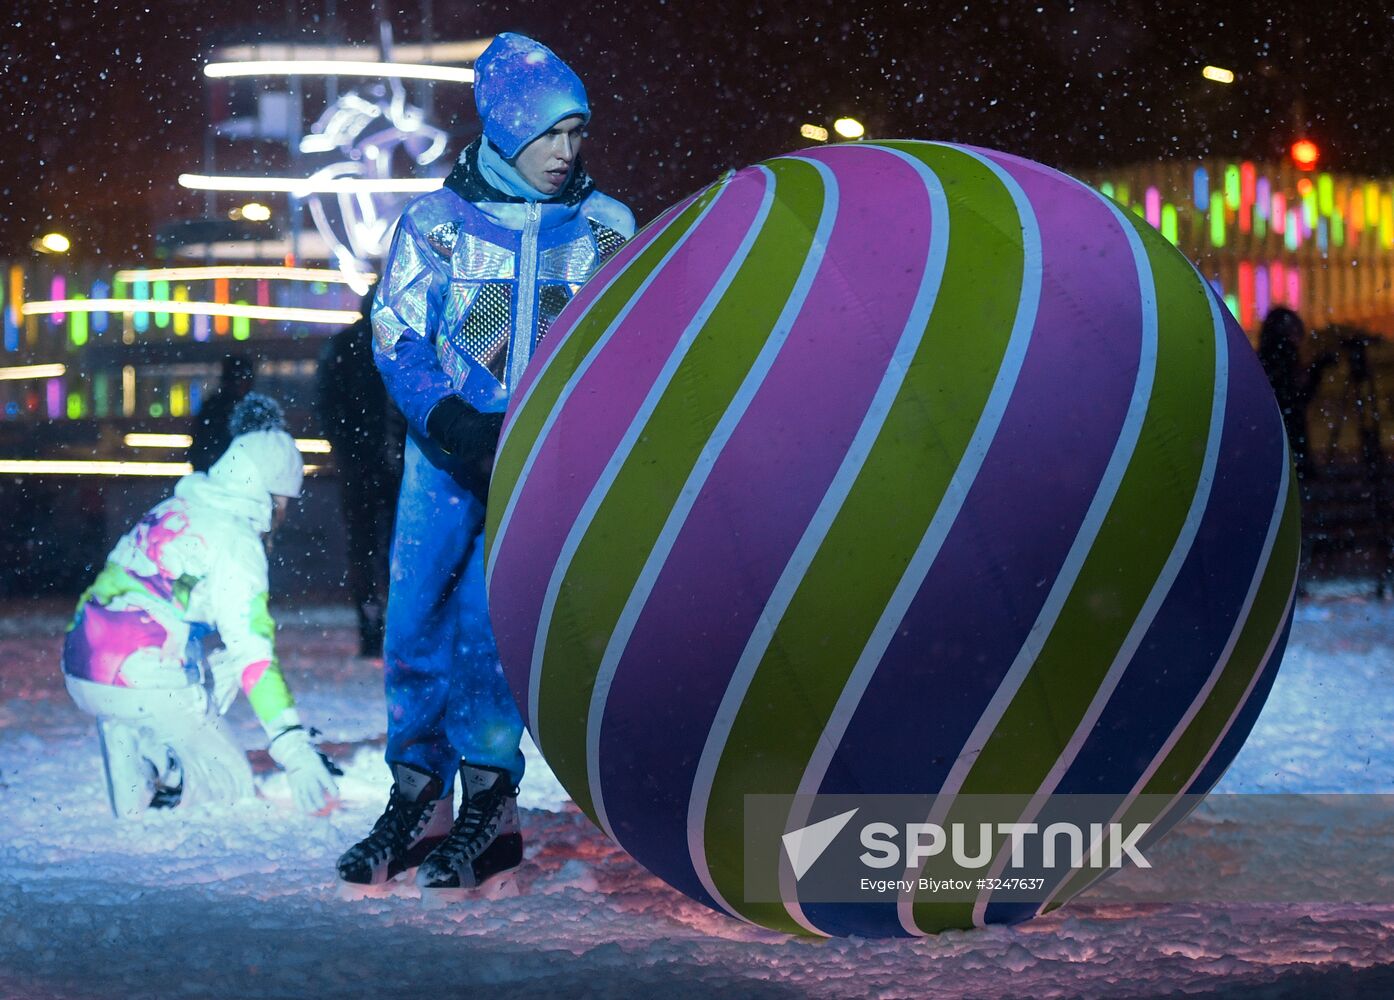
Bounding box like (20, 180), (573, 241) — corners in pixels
(1, 591), (1393, 999)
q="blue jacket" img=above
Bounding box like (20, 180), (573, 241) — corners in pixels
(372, 139), (634, 435)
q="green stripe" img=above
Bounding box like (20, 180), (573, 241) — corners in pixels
(249, 592), (275, 641)
(1141, 470), (1299, 797)
(535, 160), (824, 822)
(702, 144), (1026, 933)
(71, 562), (147, 629)
(248, 659), (294, 725)
(913, 211), (1219, 933)
(485, 185), (726, 566)
(1042, 471), (1299, 914)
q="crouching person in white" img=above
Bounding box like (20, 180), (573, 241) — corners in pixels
(61, 394), (340, 817)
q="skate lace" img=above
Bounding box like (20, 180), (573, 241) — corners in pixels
(356, 787), (431, 862)
(436, 783), (514, 865)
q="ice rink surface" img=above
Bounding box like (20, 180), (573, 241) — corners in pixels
(1, 588), (1392, 999)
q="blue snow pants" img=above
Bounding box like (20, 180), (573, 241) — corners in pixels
(383, 433), (525, 791)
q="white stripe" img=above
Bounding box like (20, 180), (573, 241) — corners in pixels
(526, 170), (778, 757)
(971, 254), (1232, 927)
(684, 148), (953, 924)
(584, 160), (841, 848)
(487, 192), (719, 595)
(776, 146), (1043, 935)
(897, 191), (1161, 936)
(1033, 435), (1294, 917)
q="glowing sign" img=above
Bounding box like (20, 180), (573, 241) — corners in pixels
(299, 83), (451, 287)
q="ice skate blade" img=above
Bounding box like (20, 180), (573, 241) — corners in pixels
(419, 873), (519, 907)
(337, 872), (422, 901)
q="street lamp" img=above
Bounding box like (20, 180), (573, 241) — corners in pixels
(230, 202), (273, 222)
(1201, 65), (1235, 84)
(32, 232), (71, 254)
(833, 117), (865, 140)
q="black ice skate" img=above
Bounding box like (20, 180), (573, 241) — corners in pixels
(416, 762), (523, 894)
(337, 762), (453, 885)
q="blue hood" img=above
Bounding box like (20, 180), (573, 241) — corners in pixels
(474, 33), (590, 161)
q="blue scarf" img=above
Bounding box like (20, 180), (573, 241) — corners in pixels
(475, 137), (549, 202)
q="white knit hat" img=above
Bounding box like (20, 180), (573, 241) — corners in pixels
(207, 393), (304, 499)
(210, 428), (304, 498)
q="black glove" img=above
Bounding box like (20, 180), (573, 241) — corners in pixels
(426, 395), (505, 500)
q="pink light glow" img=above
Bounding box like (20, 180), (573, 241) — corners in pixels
(1270, 262), (1286, 305)
(1287, 270), (1301, 309)
(50, 275), (66, 325)
(1238, 260), (1254, 329)
(1239, 162), (1255, 234)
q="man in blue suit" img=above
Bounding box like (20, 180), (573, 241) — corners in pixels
(338, 33), (633, 891)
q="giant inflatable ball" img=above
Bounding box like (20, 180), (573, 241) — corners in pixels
(484, 141), (1298, 937)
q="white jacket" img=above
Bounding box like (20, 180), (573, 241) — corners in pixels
(65, 471), (298, 735)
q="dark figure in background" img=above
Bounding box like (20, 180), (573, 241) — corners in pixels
(317, 291), (404, 658)
(1258, 307), (1339, 594)
(1257, 308), (1336, 482)
(189, 356), (255, 472)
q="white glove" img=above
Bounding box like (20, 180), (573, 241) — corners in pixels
(268, 726), (340, 813)
(206, 648), (242, 716)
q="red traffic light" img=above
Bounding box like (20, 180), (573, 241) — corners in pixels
(1290, 138), (1320, 171)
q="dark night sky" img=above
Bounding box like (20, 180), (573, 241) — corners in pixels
(2, 0), (1392, 261)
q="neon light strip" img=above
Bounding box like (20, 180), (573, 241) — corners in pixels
(50, 275), (65, 325)
(204, 60), (474, 84)
(0, 460), (325, 477)
(212, 42), (490, 64)
(22, 300), (359, 325)
(125, 433), (192, 448)
(178, 173), (443, 195)
(1161, 204), (1178, 244)
(0, 363), (66, 381)
(124, 433), (332, 455)
(113, 266), (377, 284)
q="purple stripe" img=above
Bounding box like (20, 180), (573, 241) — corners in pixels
(490, 175), (771, 719)
(815, 152), (1143, 805)
(515, 193), (699, 403)
(592, 146), (937, 902)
